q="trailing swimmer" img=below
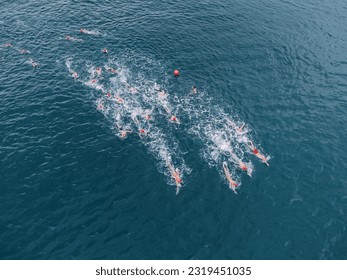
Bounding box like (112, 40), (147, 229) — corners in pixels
(222, 162), (237, 193)
(167, 159), (183, 195)
(29, 58), (38, 67)
(65, 35), (83, 42)
(80, 28), (99, 35)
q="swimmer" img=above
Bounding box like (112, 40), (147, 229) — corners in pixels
(226, 118), (246, 134)
(80, 28), (99, 35)
(115, 96), (123, 103)
(222, 162), (237, 193)
(97, 103), (104, 110)
(95, 67), (102, 76)
(246, 141), (269, 166)
(119, 128), (132, 139)
(138, 128), (147, 139)
(239, 161), (248, 172)
(192, 86), (197, 94)
(65, 35), (82, 42)
(4, 43), (12, 47)
(105, 66), (118, 74)
(169, 115), (181, 124)
(143, 110), (152, 121)
(106, 93), (111, 98)
(221, 144), (250, 174)
(29, 58), (38, 67)
(72, 72), (78, 79)
(167, 159), (183, 195)
(102, 48), (108, 54)
(20, 49), (29, 54)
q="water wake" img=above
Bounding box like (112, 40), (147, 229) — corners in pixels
(66, 53), (269, 193)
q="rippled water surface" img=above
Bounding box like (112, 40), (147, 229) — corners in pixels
(1, 0), (347, 259)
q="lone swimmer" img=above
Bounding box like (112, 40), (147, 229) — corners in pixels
(167, 159), (183, 194)
(102, 48), (108, 54)
(223, 162), (237, 193)
(29, 58), (38, 67)
(192, 86), (197, 94)
(4, 43), (12, 47)
(246, 141), (269, 166)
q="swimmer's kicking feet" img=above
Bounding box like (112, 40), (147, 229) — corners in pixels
(29, 58), (38, 67)
(223, 162), (238, 193)
(246, 141), (269, 166)
(167, 159), (183, 195)
(162, 105), (171, 114)
(223, 145), (251, 175)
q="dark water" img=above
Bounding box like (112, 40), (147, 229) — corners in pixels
(1, 0), (347, 259)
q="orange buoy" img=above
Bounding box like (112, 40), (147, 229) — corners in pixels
(174, 69), (180, 76)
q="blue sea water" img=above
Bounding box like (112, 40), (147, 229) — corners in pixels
(1, 0), (347, 260)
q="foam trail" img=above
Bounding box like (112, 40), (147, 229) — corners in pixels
(179, 90), (265, 189)
(65, 52), (269, 193)
(66, 58), (190, 193)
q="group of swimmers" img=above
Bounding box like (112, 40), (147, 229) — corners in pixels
(3, 42), (38, 67)
(64, 28), (268, 193)
(221, 119), (269, 192)
(81, 64), (191, 189)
